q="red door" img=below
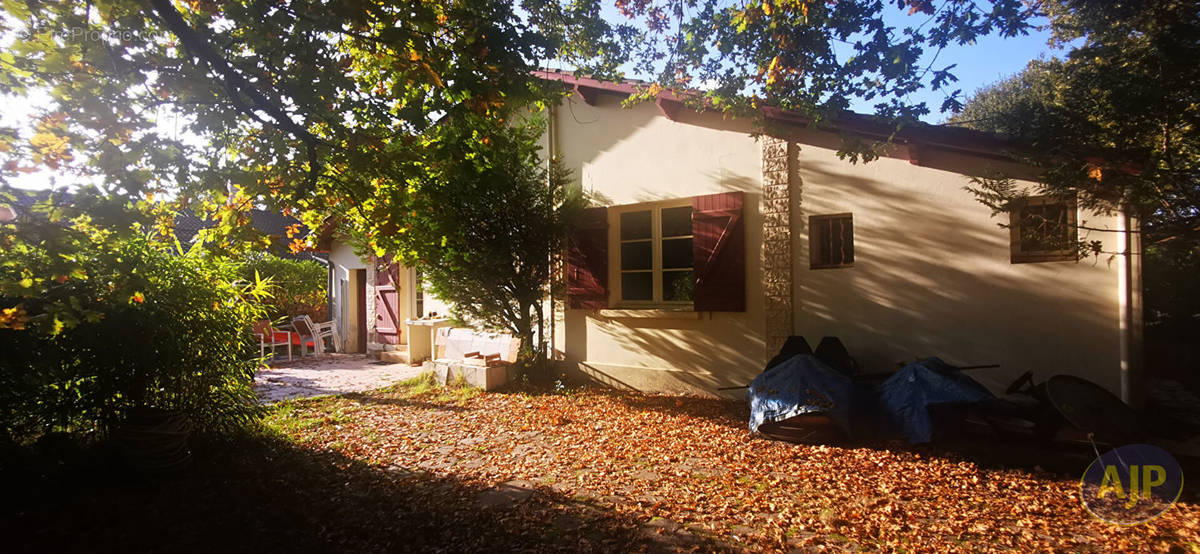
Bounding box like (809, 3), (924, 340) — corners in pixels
(375, 260), (401, 345)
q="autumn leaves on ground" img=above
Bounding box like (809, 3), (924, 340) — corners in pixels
(8, 377), (1200, 553)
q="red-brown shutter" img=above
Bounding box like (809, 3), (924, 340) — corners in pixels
(692, 192), (745, 311)
(374, 258), (401, 344)
(567, 207), (609, 309)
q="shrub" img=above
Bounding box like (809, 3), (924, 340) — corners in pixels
(0, 205), (269, 443)
(239, 253), (327, 322)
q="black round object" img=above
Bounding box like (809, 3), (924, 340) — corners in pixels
(1041, 375), (1142, 444)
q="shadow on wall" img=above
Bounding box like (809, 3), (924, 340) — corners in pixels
(792, 137), (1122, 394)
(558, 93), (761, 205)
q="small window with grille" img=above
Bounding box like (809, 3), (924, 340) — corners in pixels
(1010, 195), (1078, 263)
(810, 213), (854, 269)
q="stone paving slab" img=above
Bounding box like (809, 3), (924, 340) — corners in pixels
(255, 354), (426, 402)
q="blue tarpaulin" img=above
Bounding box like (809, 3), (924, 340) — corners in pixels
(878, 357), (994, 444)
(748, 354), (854, 434)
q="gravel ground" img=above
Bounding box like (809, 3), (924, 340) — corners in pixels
(255, 354), (425, 402)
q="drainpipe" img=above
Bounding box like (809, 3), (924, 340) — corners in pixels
(327, 261), (334, 324)
(545, 100), (557, 363)
(1117, 205), (1143, 406)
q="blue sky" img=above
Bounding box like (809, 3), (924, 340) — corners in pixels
(877, 19), (1066, 123)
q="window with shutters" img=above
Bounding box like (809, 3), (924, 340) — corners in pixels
(810, 213), (854, 269)
(1010, 195), (1078, 263)
(567, 193), (742, 312)
(615, 202), (695, 305)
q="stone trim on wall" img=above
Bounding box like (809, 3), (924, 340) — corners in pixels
(760, 136), (797, 362)
(365, 255), (379, 349)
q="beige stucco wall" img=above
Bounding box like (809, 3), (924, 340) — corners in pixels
(552, 94), (767, 395)
(552, 94), (1127, 397)
(788, 128), (1125, 394)
(329, 242), (367, 352)
(329, 241), (367, 281)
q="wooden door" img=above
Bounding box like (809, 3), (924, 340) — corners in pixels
(354, 269), (368, 352)
(374, 260), (401, 345)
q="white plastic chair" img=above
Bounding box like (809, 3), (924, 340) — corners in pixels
(291, 315), (340, 355)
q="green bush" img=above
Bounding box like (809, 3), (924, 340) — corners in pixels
(239, 253), (327, 322)
(0, 210), (269, 443)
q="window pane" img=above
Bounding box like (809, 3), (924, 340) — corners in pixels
(621, 272), (653, 301)
(661, 206), (693, 237)
(662, 237), (693, 269)
(620, 241), (652, 270)
(1020, 203), (1069, 252)
(663, 270), (694, 301)
(620, 210), (652, 240)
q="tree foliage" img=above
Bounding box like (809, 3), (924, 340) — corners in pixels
(952, 0), (1200, 243)
(0, 0), (570, 205)
(950, 0), (1200, 329)
(352, 112), (583, 361)
(0, 1), (1043, 211)
(239, 253), (328, 321)
(555, 0), (1036, 128)
(0, 191), (270, 441)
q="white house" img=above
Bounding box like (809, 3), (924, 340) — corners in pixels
(327, 71), (1143, 402)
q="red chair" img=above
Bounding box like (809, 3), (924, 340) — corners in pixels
(252, 320), (293, 361)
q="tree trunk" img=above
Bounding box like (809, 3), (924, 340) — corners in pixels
(512, 302), (535, 379)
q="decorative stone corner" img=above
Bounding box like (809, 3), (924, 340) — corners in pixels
(365, 255), (381, 351)
(760, 136), (796, 362)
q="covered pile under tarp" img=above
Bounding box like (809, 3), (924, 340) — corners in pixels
(748, 354), (854, 435)
(878, 357), (994, 444)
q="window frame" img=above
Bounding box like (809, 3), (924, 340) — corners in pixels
(1010, 195), (1078, 264)
(809, 213), (855, 270)
(610, 199), (695, 308)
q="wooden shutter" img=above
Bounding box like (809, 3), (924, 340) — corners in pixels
(374, 259), (401, 344)
(692, 192), (745, 311)
(567, 207), (609, 309)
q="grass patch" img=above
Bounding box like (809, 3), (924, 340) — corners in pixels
(397, 371), (442, 395)
(390, 371), (482, 404)
(265, 403), (327, 434)
(264, 399), (356, 435)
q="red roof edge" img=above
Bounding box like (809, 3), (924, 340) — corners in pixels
(533, 69), (1022, 161)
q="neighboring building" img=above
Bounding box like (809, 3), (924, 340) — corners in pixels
(0, 189), (321, 262)
(174, 209), (326, 264)
(327, 71), (1142, 401)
